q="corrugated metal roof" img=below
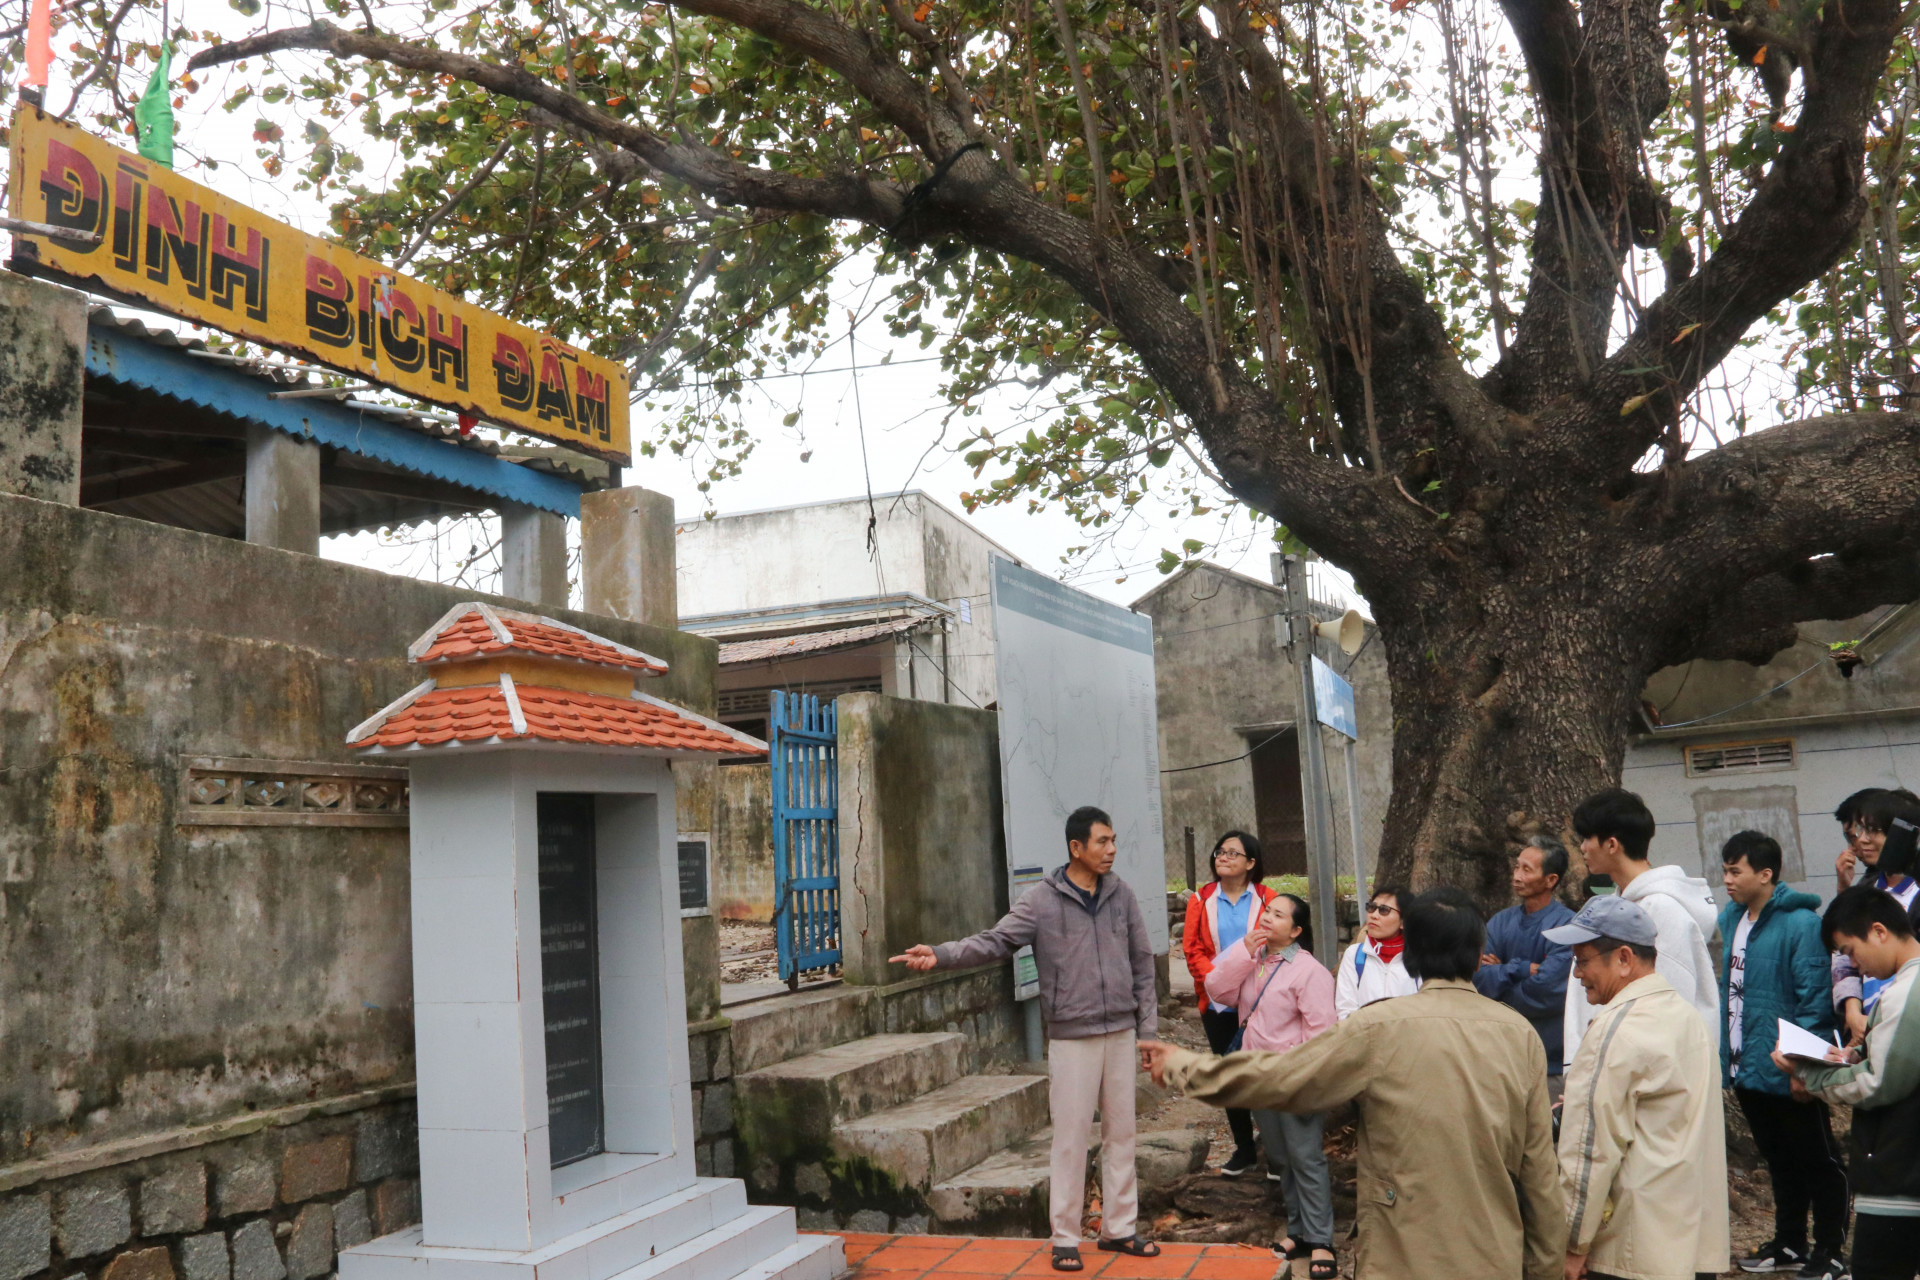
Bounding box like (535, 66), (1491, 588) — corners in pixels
(717, 618), (922, 667)
(87, 307), (607, 488)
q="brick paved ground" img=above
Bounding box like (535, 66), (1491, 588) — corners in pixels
(833, 1233), (1286, 1280)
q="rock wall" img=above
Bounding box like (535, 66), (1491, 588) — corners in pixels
(0, 1098), (419, 1280)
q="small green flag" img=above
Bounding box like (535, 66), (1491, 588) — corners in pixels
(135, 41), (175, 168)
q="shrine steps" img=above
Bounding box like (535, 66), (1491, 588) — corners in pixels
(340, 1179), (842, 1280)
(732, 1006), (1054, 1236)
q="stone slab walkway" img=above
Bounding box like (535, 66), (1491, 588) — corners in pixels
(830, 1234), (1285, 1280)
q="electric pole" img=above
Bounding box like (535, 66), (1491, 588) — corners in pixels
(1274, 552), (1341, 971)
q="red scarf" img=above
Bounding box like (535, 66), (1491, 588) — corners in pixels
(1370, 932), (1406, 965)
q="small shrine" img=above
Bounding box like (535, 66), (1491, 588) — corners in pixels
(340, 602), (840, 1280)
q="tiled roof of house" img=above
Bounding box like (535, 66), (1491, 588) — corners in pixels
(717, 617), (922, 667)
(356, 683), (764, 754)
(411, 603), (667, 673)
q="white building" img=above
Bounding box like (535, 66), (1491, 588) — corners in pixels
(1626, 604), (1920, 903)
(676, 492), (1022, 740)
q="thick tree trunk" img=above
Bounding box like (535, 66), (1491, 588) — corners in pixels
(1369, 585), (1651, 906)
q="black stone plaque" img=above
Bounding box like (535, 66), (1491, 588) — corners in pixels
(538, 793), (604, 1168)
(678, 839), (709, 912)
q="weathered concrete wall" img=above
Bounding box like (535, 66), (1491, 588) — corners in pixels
(712, 762), (775, 921)
(1135, 563), (1392, 886)
(0, 492), (718, 1170)
(0, 274), (85, 504)
(1627, 608), (1920, 902)
(581, 486), (678, 630)
(837, 693), (1008, 985)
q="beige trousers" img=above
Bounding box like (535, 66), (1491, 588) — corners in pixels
(1047, 1030), (1138, 1249)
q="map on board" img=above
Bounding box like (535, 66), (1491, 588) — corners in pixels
(991, 557), (1170, 958)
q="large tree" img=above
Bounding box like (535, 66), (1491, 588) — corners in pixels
(24, 0), (1918, 896)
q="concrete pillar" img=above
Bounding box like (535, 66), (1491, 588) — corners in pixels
(580, 486), (678, 628)
(0, 273), (86, 504)
(244, 424), (321, 553)
(501, 505), (569, 608)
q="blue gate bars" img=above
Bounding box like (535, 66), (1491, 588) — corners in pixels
(770, 691), (840, 988)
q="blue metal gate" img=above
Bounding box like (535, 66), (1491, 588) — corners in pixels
(771, 691), (840, 987)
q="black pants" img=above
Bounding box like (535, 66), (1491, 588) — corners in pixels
(1737, 1087), (1851, 1256)
(1852, 1214), (1920, 1280)
(1200, 1006), (1257, 1157)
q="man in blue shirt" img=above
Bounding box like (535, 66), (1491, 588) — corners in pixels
(1474, 834), (1576, 1097)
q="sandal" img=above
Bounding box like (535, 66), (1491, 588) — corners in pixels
(1305, 1244), (1337, 1279)
(1051, 1248), (1084, 1272)
(1096, 1236), (1162, 1258)
(1270, 1239), (1303, 1261)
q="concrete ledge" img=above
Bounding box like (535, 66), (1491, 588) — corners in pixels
(0, 1083), (417, 1194)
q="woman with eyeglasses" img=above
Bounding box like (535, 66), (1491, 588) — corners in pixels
(1334, 886), (1421, 1020)
(1181, 830), (1277, 1176)
(1832, 789), (1920, 1043)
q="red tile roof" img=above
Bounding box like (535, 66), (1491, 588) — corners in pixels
(414, 607), (666, 673)
(358, 683), (765, 754)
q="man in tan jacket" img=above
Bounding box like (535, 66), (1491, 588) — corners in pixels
(1547, 896), (1731, 1280)
(1142, 888), (1564, 1280)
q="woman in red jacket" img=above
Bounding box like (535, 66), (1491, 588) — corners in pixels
(1180, 830), (1277, 1175)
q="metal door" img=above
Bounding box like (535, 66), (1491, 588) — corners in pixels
(771, 690), (840, 987)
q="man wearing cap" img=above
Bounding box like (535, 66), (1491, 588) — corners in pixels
(1548, 897), (1730, 1280)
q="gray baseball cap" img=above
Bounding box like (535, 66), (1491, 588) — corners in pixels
(1543, 895), (1658, 948)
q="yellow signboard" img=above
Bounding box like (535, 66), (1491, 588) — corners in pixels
(7, 105), (631, 465)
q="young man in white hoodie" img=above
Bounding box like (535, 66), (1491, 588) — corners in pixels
(1564, 787), (1721, 1061)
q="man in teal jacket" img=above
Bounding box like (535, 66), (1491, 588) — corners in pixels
(1717, 831), (1849, 1276)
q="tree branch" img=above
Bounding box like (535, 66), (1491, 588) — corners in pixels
(1489, 0), (1670, 412)
(1632, 410), (1920, 666)
(1671, 546), (1920, 667)
(188, 23), (919, 224)
(1581, 0), (1903, 476)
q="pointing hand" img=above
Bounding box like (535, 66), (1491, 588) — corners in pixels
(890, 944), (939, 971)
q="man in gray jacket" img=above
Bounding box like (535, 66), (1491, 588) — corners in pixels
(892, 805), (1158, 1270)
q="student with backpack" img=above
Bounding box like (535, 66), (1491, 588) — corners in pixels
(1334, 885), (1420, 1019)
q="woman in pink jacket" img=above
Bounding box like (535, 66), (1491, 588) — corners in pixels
(1204, 893), (1338, 1279)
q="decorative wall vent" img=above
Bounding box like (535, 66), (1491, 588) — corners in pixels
(1684, 738), (1796, 778)
(179, 756), (410, 827)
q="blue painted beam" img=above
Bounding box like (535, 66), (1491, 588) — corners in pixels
(84, 322), (583, 517)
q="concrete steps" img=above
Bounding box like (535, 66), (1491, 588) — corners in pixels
(735, 1033), (970, 1155)
(603, 1205), (811, 1280)
(833, 1074), (1051, 1190)
(925, 1126), (1061, 1237)
(729, 983), (1056, 1236)
(340, 1185), (843, 1280)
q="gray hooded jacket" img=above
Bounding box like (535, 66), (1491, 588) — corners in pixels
(933, 866), (1158, 1040)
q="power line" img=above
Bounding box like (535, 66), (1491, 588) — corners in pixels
(1161, 726), (1293, 774)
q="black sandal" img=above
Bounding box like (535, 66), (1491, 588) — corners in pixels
(1097, 1236), (1162, 1258)
(1051, 1248), (1084, 1272)
(1304, 1244), (1337, 1279)
(1270, 1239), (1303, 1261)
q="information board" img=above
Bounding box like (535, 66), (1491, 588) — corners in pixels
(990, 558), (1169, 962)
(537, 793), (604, 1168)
(7, 105), (631, 463)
